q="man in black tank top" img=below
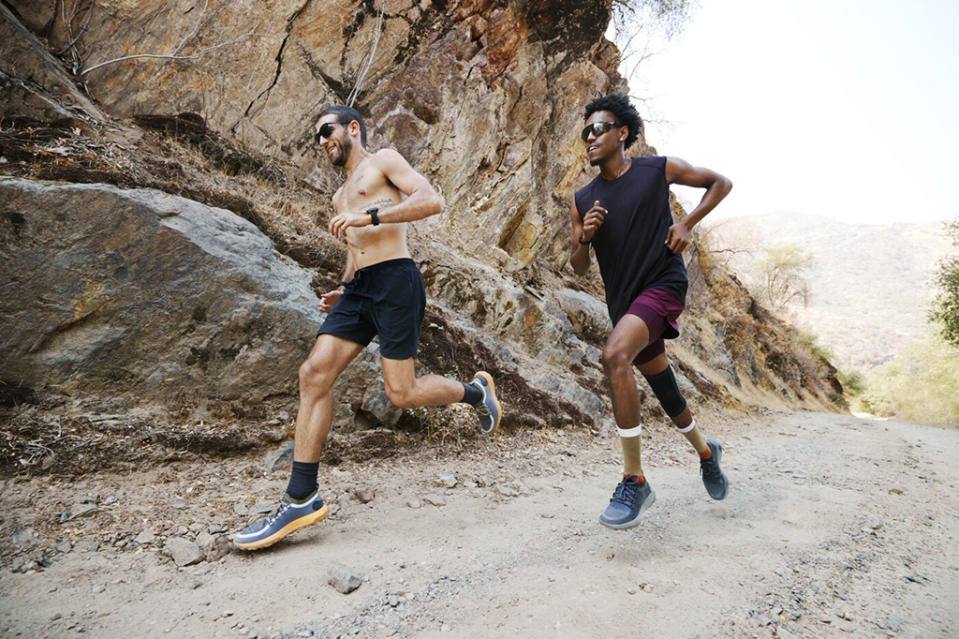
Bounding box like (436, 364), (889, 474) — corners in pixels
(568, 94), (733, 530)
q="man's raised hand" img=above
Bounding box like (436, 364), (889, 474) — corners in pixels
(581, 200), (607, 243)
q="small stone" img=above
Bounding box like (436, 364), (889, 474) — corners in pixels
(495, 485), (519, 497)
(170, 497), (189, 510)
(163, 537), (204, 567)
(641, 583), (654, 593)
(134, 529), (156, 545)
(269, 441), (295, 472)
(93, 585), (106, 594)
(195, 531), (216, 550)
(56, 541), (72, 553)
(205, 535), (232, 562)
(407, 499), (422, 509)
(70, 505), (99, 520)
(233, 503), (249, 516)
(50, 613), (62, 621)
(12, 528), (35, 543)
(250, 501), (275, 516)
(327, 562), (363, 594)
(353, 487), (375, 504)
(423, 494), (446, 507)
(889, 488), (904, 495)
(437, 475), (457, 488)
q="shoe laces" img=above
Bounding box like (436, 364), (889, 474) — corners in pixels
(472, 383), (489, 416)
(611, 478), (640, 505)
(700, 456), (722, 481)
(263, 499), (293, 526)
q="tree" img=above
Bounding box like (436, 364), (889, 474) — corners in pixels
(752, 243), (814, 311)
(929, 218), (959, 348)
(609, 0), (697, 104)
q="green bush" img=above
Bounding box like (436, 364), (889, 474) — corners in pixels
(858, 332), (959, 427)
(836, 368), (865, 396)
(797, 331), (834, 362)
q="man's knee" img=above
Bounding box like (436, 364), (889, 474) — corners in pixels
(602, 344), (633, 375)
(384, 383), (416, 409)
(642, 365), (687, 418)
(298, 357), (336, 393)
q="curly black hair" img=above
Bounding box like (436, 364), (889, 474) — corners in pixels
(584, 94), (642, 150)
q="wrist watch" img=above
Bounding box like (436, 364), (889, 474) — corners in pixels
(367, 207), (380, 226)
(578, 231), (591, 245)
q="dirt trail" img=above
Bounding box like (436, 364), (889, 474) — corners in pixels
(2, 411), (957, 638)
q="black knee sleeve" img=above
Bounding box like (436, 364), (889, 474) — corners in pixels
(643, 365), (687, 418)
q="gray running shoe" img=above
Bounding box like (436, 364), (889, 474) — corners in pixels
(700, 439), (728, 500)
(599, 476), (656, 529)
(233, 490), (328, 550)
(471, 371), (501, 433)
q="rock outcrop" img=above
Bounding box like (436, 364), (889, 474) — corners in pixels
(0, 2), (843, 473)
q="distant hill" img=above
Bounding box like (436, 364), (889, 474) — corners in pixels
(702, 213), (954, 372)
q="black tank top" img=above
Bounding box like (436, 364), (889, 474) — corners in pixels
(574, 155), (687, 325)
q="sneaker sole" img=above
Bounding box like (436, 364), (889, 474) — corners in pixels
(475, 371), (501, 433)
(234, 503), (329, 550)
(599, 488), (656, 530)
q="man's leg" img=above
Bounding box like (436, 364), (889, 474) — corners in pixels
(234, 335), (364, 550)
(294, 335), (366, 462)
(598, 314), (657, 529)
(603, 314), (652, 476)
(380, 357), (502, 433)
(636, 352), (728, 500)
(636, 353), (707, 453)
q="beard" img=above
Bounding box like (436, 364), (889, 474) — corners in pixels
(589, 157), (602, 166)
(329, 138), (352, 167)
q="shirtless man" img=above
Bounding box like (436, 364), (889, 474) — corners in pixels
(569, 94), (731, 529)
(234, 106), (501, 550)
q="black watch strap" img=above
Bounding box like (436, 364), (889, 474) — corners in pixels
(578, 231), (591, 245)
(367, 207), (380, 226)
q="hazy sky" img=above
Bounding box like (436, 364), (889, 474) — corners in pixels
(621, 0), (959, 225)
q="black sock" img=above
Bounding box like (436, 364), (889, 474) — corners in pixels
(460, 381), (483, 405)
(286, 461), (319, 501)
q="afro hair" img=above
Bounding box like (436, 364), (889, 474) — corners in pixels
(584, 94), (643, 150)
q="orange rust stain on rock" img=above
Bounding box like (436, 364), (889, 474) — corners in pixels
(522, 307), (539, 338)
(483, 7), (526, 84)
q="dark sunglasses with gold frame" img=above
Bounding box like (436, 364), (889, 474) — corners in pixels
(313, 120), (352, 144)
(580, 121), (621, 142)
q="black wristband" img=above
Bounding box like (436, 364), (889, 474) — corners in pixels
(578, 231), (591, 245)
(367, 207), (380, 226)
(337, 280), (348, 288)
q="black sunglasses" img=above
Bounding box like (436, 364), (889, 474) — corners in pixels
(581, 121), (621, 142)
(314, 120), (352, 144)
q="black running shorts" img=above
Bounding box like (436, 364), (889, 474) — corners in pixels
(317, 258), (425, 360)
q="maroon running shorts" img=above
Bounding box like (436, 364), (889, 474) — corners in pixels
(625, 288), (685, 366)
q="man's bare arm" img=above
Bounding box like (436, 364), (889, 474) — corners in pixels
(319, 249), (356, 313)
(371, 149), (444, 223)
(663, 157), (732, 253)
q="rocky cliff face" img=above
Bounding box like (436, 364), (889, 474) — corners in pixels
(0, 1), (842, 473)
